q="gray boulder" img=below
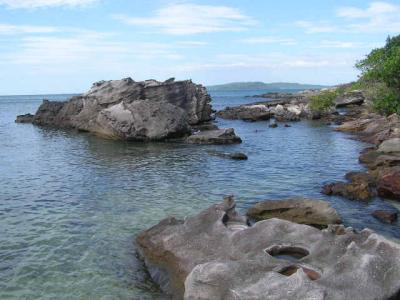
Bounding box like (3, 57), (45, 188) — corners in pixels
(247, 198), (341, 228)
(335, 90), (365, 108)
(378, 138), (400, 154)
(136, 198), (400, 299)
(16, 78), (213, 141)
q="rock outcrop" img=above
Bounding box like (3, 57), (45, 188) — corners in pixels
(246, 198), (341, 228)
(16, 78), (239, 142)
(136, 198), (400, 300)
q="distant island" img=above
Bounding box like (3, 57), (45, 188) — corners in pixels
(207, 82), (328, 91)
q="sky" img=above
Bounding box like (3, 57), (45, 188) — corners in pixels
(0, 0), (400, 94)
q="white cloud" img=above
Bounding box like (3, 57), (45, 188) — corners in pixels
(3, 32), (185, 67)
(240, 36), (296, 46)
(113, 3), (255, 35)
(298, 2), (400, 34)
(0, 0), (97, 9)
(337, 1), (399, 18)
(338, 1), (400, 33)
(174, 53), (354, 72)
(314, 40), (365, 49)
(295, 21), (339, 34)
(0, 23), (58, 34)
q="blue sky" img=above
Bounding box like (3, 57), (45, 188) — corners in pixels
(0, 0), (400, 94)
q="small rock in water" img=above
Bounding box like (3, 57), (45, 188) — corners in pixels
(207, 151), (248, 160)
(284, 124), (291, 127)
(372, 210), (398, 224)
(269, 122), (278, 128)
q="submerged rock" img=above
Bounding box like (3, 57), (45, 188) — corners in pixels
(15, 78), (217, 141)
(136, 198), (400, 299)
(186, 128), (241, 144)
(246, 198), (341, 228)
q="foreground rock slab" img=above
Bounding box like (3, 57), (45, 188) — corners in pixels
(16, 78), (225, 141)
(136, 198), (400, 300)
(246, 198), (341, 228)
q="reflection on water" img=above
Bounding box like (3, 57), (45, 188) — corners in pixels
(0, 92), (399, 299)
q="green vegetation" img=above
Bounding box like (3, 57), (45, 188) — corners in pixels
(207, 82), (327, 91)
(356, 35), (400, 115)
(309, 90), (338, 113)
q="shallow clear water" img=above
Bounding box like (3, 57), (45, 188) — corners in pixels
(1, 91), (399, 299)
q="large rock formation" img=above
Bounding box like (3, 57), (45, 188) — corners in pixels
(246, 198), (341, 228)
(136, 198), (400, 300)
(16, 78), (241, 142)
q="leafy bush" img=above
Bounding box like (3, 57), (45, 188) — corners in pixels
(309, 90), (337, 113)
(356, 35), (400, 115)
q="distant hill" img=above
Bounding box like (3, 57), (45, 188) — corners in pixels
(207, 82), (328, 91)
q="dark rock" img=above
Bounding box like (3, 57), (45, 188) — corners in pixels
(136, 198), (400, 299)
(335, 90), (365, 108)
(372, 210), (398, 224)
(15, 113), (34, 123)
(247, 198), (341, 228)
(322, 178), (375, 201)
(269, 122), (278, 128)
(207, 151), (248, 160)
(284, 124), (292, 127)
(186, 128), (242, 145)
(16, 78), (213, 141)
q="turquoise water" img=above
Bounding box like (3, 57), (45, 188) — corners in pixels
(1, 91), (399, 299)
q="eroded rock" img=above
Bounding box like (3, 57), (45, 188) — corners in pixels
(246, 198), (341, 228)
(136, 198), (400, 299)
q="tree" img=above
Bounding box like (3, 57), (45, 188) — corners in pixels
(356, 35), (400, 115)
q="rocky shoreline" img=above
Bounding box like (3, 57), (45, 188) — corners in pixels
(134, 87), (400, 299)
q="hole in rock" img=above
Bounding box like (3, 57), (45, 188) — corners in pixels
(278, 265), (321, 281)
(266, 245), (309, 262)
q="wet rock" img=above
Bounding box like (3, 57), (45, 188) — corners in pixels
(377, 170), (400, 200)
(372, 210), (398, 224)
(15, 113), (35, 123)
(136, 198), (400, 300)
(269, 122), (278, 128)
(284, 124), (292, 127)
(16, 78), (213, 141)
(186, 128), (242, 145)
(246, 198), (341, 228)
(207, 151), (248, 160)
(335, 90), (365, 108)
